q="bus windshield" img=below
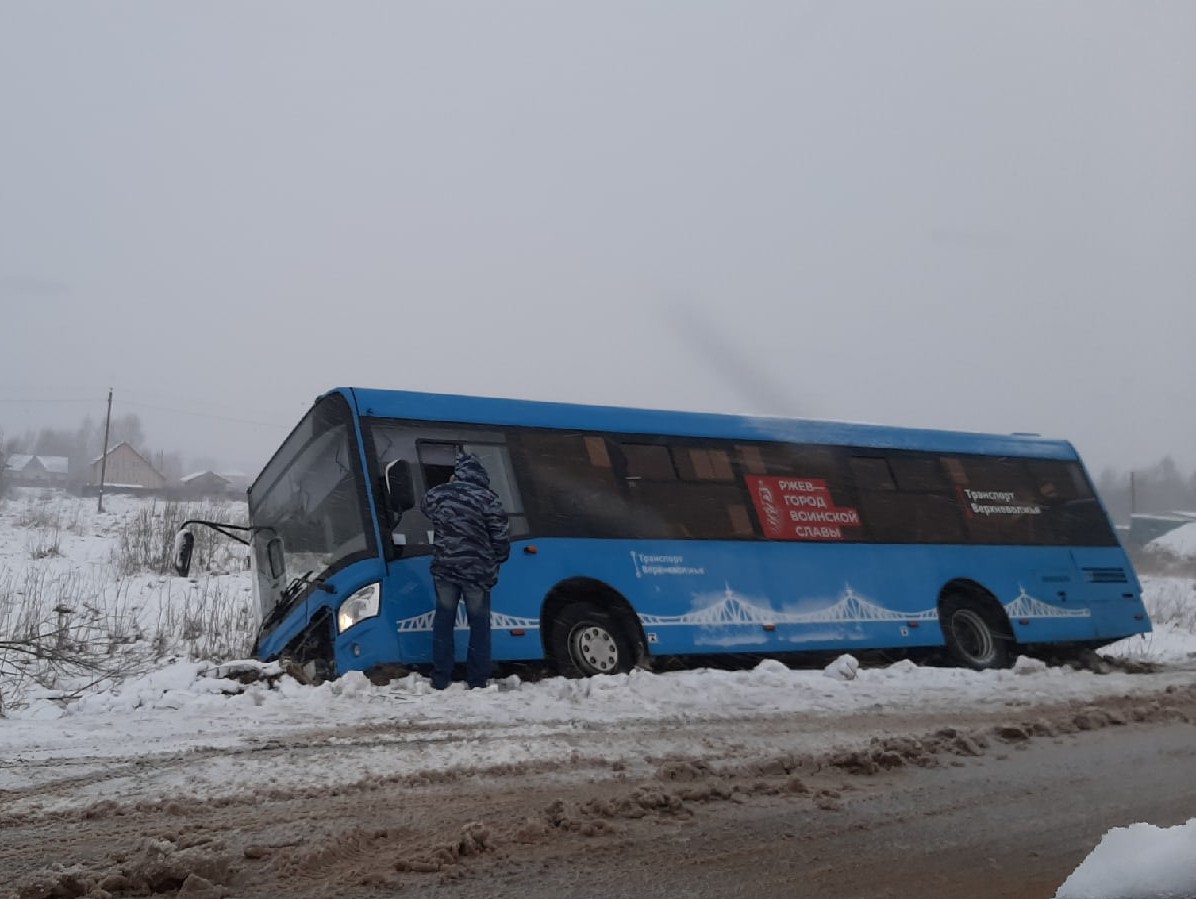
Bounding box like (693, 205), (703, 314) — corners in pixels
(248, 393), (375, 622)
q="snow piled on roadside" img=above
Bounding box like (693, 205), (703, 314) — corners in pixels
(1056, 818), (1196, 899)
(3, 650), (1195, 804)
(1146, 521), (1196, 560)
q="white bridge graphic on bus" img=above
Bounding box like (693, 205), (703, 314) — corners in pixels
(1003, 587), (1091, 619)
(396, 607), (541, 632)
(639, 586), (935, 627)
(639, 584), (1091, 627)
(393, 585), (1087, 633)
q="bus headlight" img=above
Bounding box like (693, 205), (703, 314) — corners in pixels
(337, 582), (381, 633)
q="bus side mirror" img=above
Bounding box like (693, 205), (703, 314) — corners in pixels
(266, 536), (286, 581)
(173, 529), (195, 577)
(385, 460), (415, 513)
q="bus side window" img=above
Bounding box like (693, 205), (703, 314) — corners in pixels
(612, 440), (757, 540)
(514, 433), (638, 538)
(463, 441), (530, 538)
(851, 457), (896, 491)
(851, 454), (966, 543)
(955, 456), (1038, 545)
(416, 441), (460, 491)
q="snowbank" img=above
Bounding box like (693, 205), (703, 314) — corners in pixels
(1056, 818), (1196, 899)
(1147, 521), (1196, 560)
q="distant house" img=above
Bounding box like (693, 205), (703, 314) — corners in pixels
(179, 470), (233, 498)
(3, 454), (70, 488)
(88, 443), (167, 494)
(218, 470), (252, 494)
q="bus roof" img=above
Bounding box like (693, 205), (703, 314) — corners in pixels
(341, 388), (1081, 461)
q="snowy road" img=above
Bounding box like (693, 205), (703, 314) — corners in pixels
(4, 656), (1196, 813)
(4, 667), (1195, 898)
(498, 712), (1196, 899)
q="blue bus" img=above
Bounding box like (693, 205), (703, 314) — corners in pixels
(175, 388), (1150, 680)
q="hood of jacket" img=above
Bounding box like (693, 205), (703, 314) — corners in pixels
(453, 453), (490, 489)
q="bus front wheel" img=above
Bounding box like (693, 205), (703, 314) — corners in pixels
(940, 596), (1012, 670)
(281, 618), (336, 685)
(552, 603), (634, 678)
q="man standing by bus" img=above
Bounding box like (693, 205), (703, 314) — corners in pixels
(420, 453), (511, 690)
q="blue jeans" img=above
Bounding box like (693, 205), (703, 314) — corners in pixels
(431, 579), (491, 688)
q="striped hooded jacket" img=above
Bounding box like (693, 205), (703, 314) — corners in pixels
(419, 453), (511, 589)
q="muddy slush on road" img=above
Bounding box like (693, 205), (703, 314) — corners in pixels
(4, 660), (1196, 899)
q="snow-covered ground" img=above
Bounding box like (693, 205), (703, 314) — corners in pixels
(1144, 519), (1196, 561)
(2, 491), (1195, 897)
(1056, 817), (1196, 899)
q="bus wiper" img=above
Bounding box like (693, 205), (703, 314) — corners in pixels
(281, 570), (336, 603)
(282, 570), (314, 603)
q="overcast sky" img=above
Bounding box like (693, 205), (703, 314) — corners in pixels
(1, 2), (1193, 476)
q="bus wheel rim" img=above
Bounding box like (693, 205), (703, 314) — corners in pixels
(572, 625), (619, 673)
(953, 609), (994, 663)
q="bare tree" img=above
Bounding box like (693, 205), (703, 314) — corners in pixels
(157, 450), (185, 482)
(33, 426), (77, 457)
(1098, 458), (1196, 524)
(110, 413), (147, 453)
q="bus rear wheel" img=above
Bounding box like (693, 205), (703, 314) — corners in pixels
(940, 596), (1012, 670)
(552, 603), (634, 678)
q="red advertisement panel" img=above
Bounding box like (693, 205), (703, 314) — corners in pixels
(746, 475), (862, 541)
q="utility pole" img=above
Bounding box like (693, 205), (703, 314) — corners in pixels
(97, 388), (113, 513)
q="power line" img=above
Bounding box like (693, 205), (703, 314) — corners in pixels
(0, 397), (98, 404)
(0, 392), (290, 430)
(114, 386), (303, 429)
(117, 398), (291, 430)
